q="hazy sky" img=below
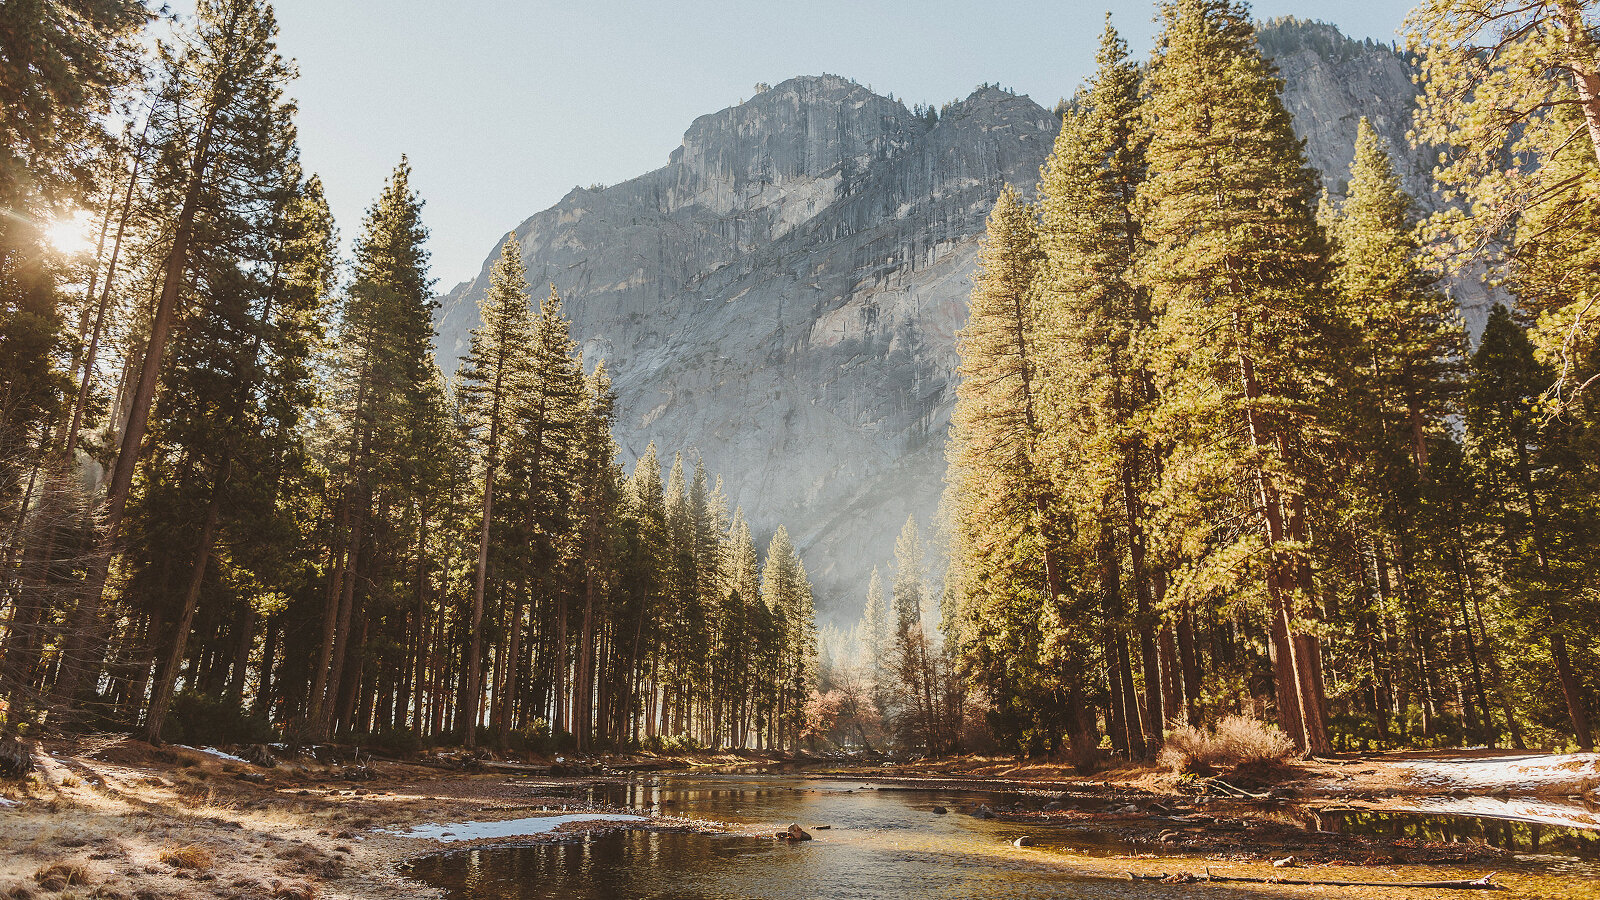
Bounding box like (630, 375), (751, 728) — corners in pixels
(246, 1), (1411, 290)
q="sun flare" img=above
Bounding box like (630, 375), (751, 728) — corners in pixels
(45, 210), (97, 256)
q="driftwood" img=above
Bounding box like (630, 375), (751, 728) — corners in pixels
(1127, 869), (1502, 889)
(1197, 777), (1270, 800)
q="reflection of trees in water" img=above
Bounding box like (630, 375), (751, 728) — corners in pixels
(1310, 810), (1600, 858)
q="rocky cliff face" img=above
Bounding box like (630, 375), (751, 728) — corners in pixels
(436, 23), (1470, 621)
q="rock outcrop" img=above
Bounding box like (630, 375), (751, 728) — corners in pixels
(435, 22), (1471, 621)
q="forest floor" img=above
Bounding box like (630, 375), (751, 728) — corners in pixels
(1, 739), (1596, 900)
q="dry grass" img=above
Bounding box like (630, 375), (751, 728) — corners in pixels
(33, 863), (92, 891)
(1159, 716), (1298, 776)
(269, 880), (315, 900)
(272, 845), (343, 879)
(156, 846), (211, 871)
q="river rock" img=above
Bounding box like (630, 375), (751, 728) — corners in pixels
(973, 805), (995, 819)
(781, 824), (812, 841)
(1013, 836), (1035, 847)
(931, 806), (948, 815)
(1043, 801), (1062, 812)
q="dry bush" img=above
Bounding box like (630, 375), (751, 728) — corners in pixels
(157, 846), (212, 871)
(272, 845), (343, 879)
(32, 864), (91, 891)
(7, 884), (37, 900)
(1159, 716), (1298, 776)
(269, 881), (314, 900)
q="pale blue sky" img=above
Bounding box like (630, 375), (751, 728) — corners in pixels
(250, 0), (1411, 290)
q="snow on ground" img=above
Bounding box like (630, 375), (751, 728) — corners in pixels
(0, 798), (17, 807)
(1391, 795), (1600, 830)
(1398, 753), (1600, 794)
(382, 813), (646, 842)
(176, 745), (251, 764)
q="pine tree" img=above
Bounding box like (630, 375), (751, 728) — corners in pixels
(761, 526), (815, 750)
(311, 158), (437, 741)
(856, 566), (890, 713)
(946, 181), (1092, 759)
(1467, 304), (1594, 749)
(1332, 119), (1464, 476)
(46, 0), (305, 715)
(1036, 16), (1171, 749)
(1138, 0), (1336, 753)
(457, 235), (532, 749)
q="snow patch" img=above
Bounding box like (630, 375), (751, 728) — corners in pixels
(383, 813), (646, 842)
(1397, 753), (1600, 793)
(176, 745), (250, 765)
(0, 797), (18, 807)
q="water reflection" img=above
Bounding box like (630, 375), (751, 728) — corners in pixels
(1309, 808), (1600, 860)
(406, 776), (1600, 900)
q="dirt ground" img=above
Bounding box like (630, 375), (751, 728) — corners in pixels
(0, 737), (705, 900)
(1, 740), (1595, 900)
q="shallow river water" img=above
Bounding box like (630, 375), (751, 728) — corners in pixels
(406, 776), (1600, 900)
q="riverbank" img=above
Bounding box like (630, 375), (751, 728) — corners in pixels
(1, 739), (1596, 900)
(0, 737), (707, 900)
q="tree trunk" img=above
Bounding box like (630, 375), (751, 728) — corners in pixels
(52, 94), (224, 713)
(144, 474), (226, 744)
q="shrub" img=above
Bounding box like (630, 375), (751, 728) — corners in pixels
(641, 733), (704, 754)
(164, 691), (274, 746)
(1159, 716), (1298, 775)
(363, 726), (418, 757)
(33, 864), (91, 891)
(270, 882), (315, 900)
(158, 846), (212, 870)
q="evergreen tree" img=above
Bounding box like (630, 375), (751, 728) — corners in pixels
(457, 235), (532, 749)
(45, 0), (307, 714)
(1138, 0), (1337, 753)
(310, 158), (437, 741)
(1036, 16), (1169, 752)
(1467, 305), (1594, 748)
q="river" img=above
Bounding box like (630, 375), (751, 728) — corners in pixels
(404, 775), (1600, 899)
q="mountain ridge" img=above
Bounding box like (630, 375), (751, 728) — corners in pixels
(435, 22), (1478, 622)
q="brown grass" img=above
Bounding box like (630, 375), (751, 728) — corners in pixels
(1159, 716), (1298, 776)
(271, 845), (342, 879)
(269, 881), (315, 900)
(157, 846), (211, 871)
(33, 863), (92, 891)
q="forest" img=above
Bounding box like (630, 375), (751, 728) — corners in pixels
(937, 0), (1600, 763)
(0, 0), (818, 752)
(3, 0), (1598, 766)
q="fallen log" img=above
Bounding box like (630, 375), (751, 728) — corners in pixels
(1126, 869), (1502, 889)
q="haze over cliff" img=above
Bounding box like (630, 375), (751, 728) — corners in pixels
(436, 20), (1473, 622)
